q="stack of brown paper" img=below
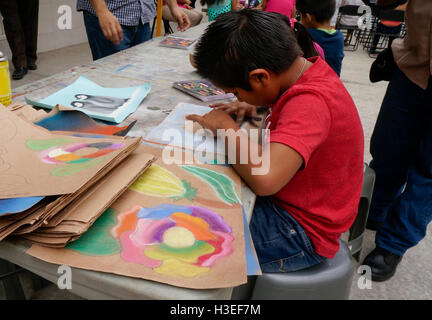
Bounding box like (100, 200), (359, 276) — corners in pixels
(0, 105), (151, 243)
(27, 145), (248, 289)
(20, 146), (156, 247)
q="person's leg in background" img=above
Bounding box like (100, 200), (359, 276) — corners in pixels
(365, 69), (432, 281)
(82, 11), (135, 60)
(17, 0), (39, 70)
(370, 22), (384, 53)
(0, 0), (28, 79)
(162, 6), (203, 27)
(132, 21), (152, 46)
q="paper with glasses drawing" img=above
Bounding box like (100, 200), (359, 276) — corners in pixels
(25, 76), (151, 123)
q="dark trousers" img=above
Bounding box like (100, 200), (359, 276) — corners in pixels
(0, 0), (39, 68)
(83, 12), (151, 61)
(369, 68), (432, 256)
(250, 196), (326, 272)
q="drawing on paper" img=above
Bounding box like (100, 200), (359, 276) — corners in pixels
(112, 204), (234, 277)
(26, 138), (124, 177)
(129, 164), (241, 209)
(66, 208), (120, 255)
(181, 166), (241, 205)
(25, 76), (151, 123)
(67, 204), (234, 278)
(129, 164), (197, 201)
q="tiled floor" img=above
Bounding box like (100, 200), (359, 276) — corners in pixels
(4, 23), (432, 300)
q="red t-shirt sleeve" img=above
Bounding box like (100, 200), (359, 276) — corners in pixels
(270, 93), (331, 168)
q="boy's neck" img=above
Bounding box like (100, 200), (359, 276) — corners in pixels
(308, 20), (332, 30)
(278, 57), (313, 94)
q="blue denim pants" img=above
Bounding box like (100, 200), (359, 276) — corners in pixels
(250, 196), (326, 273)
(83, 12), (151, 61)
(369, 68), (432, 256)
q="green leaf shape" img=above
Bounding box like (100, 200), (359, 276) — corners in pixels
(170, 179), (197, 202)
(66, 208), (120, 256)
(181, 166), (240, 204)
(26, 138), (71, 151)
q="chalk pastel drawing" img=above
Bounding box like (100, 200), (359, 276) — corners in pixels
(129, 164), (241, 209)
(181, 166), (241, 205)
(129, 164), (197, 201)
(111, 204), (234, 278)
(66, 208), (120, 255)
(26, 139), (124, 177)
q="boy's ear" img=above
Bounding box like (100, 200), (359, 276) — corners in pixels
(301, 13), (313, 25)
(248, 69), (271, 90)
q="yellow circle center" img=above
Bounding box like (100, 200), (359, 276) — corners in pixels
(162, 226), (195, 248)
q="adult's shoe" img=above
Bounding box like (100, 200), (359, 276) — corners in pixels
(363, 246), (402, 282)
(12, 66), (28, 80)
(27, 60), (37, 70)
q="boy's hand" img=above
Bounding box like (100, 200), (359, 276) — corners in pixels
(210, 101), (258, 124)
(186, 109), (239, 134)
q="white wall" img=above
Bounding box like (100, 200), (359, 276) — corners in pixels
(0, 0), (88, 59)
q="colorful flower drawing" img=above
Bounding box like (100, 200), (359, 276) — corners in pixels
(111, 204), (234, 278)
(26, 138), (124, 177)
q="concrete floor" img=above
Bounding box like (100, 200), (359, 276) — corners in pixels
(5, 28), (432, 300)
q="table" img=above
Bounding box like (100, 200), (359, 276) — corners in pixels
(0, 23), (257, 300)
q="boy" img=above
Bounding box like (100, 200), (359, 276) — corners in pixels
(187, 10), (364, 272)
(297, 0), (345, 76)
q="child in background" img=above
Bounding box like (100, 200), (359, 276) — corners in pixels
(338, 0), (365, 46)
(297, 0), (345, 76)
(187, 10), (364, 272)
(258, 0), (296, 18)
(163, 0), (203, 28)
(255, 0), (326, 60)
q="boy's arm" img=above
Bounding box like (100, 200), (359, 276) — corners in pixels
(231, 136), (303, 196)
(187, 110), (303, 196)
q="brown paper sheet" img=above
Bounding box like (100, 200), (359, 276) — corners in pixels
(27, 144), (247, 289)
(19, 146), (156, 245)
(0, 106), (139, 198)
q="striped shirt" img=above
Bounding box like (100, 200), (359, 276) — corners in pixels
(77, 0), (156, 26)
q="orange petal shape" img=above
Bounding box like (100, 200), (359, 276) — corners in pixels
(170, 212), (217, 241)
(111, 205), (140, 238)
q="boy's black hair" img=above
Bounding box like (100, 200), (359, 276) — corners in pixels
(193, 9), (303, 91)
(296, 0), (336, 23)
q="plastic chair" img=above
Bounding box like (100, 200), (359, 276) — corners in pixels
(336, 5), (365, 51)
(362, 9), (405, 56)
(250, 240), (355, 300)
(347, 163), (376, 261)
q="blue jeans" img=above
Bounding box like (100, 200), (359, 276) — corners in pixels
(83, 11), (151, 61)
(250, 196), (326, 273)
(369, 68), (432, 256)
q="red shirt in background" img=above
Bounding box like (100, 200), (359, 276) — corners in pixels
(266, 57), (364, 258)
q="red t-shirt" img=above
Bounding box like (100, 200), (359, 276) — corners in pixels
(266, 57), (364, 258)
